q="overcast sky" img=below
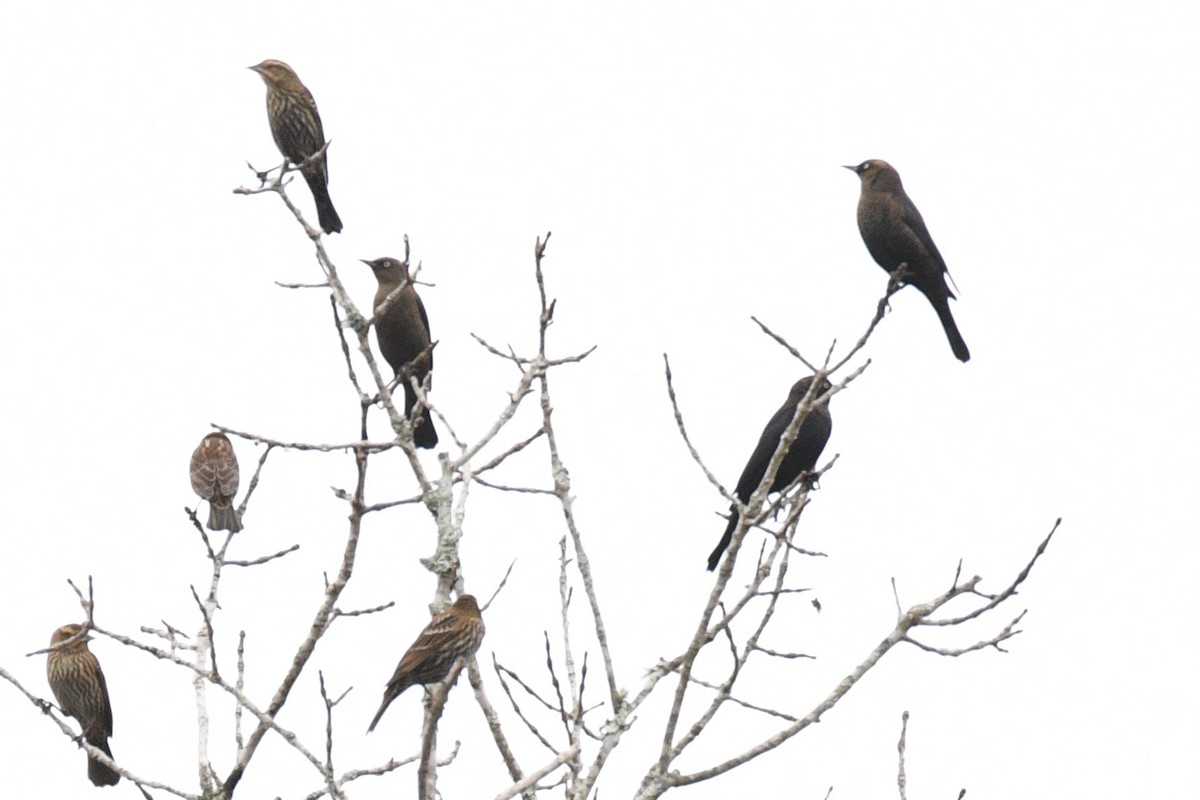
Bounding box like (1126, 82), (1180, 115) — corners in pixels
(1, 2), (1196, 798)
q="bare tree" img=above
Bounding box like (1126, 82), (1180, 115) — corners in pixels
(0, 163), (1058, 799)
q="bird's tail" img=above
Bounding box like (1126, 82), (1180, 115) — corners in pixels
(367, 691), (399, 733)
(208, 500), (243, 533)
(303, 172), (343, 234)
(414, 406), (438, 449)
(403, 383), (439, 450)
(85, 733), (120, 787)
(707, 508), (739, 571)
(930, 294), (971, 362)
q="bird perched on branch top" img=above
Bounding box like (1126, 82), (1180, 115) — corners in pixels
(368, 595), (485, 733)
(190, 432), (242, 532)
(363, 257), (438, 449)
(846, 159), (970, 362)
(46, 624), (120, 787)
(250, 59), (343, 234)
(708, 376), (833, 572)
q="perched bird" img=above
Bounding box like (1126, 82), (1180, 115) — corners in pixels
(846, 159), (970, 362)
(363, 257), (438, 449)
(46, 624), (119, 787)
(190, 432), (242, 532)
(250, 59), (343, 234)
(368, 595), (485, 732)
(708, 376), (833, 572)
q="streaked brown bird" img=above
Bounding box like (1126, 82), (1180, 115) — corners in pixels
(367, 595), (485, 733)
(363, 257), (438, 449)
(846, 159), (970, 362)
(190, 432), (242, 532)
(250, 59), (343, 234)
(46, 624), (119, 787)
(708, 376), (833, 572)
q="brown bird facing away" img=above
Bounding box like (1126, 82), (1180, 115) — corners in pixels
(250, 59), (343, 234)
(368, 594), (485, 733)
(363, 257), (438, 449)
(846, 159), (970, 362)
(46, 624), (120, 787)
(190, 432), (242, 532)
(708, 376), (833, 572)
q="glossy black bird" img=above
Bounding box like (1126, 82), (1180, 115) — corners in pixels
(46, 624), (120, 787)
(708, 376), (833, 572)
(250, 59), (343, 234)
(846, 159), (970, 362)
(363, 257), (437, 449)
(368, 595), (485, 732)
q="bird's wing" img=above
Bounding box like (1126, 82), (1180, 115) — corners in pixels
(415, 292), (433, 370)
(215, 456), (240, 497)
(190, 458), (217, 499)
(897, 194), (950, 277)
(397, 614), (461, 672)
(734, 398), (796, 500)
(96, 663), (113, 738)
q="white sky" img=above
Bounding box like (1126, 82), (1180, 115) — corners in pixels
(1, 2), (1196, 797)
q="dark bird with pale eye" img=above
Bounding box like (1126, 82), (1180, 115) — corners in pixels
(190, 432), (242, 532)
(250, 59), (343, 234)
(46, 624), (120, 787)
(368, 595), (485, 733)
(846, 159), (970, 362)
(708, 376), (833, 572)
(363, 257), (438, 449)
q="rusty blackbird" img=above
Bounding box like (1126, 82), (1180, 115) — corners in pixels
(846, 159), (970, 362)
(708, 376), (833, 571)
(363, 257), (438, 449)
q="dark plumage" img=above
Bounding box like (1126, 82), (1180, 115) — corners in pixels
(363, 257), (437, 449)
(250, 59), (343, 234)
(368, 595), (485, 733)
(190, 432), (242, 533)
(707, 376), (833, 572)
(46, 624), (119, 787)
(846, 159), (970, 362)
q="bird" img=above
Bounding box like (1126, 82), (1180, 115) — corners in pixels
(363, 257), (438, 449)
(190, 432), (242, 532)
(46, 624), (120, 787)
(846, 159), (970, 362)
(708, 376), (833, 571)
(249, 59), (343, 234)
(367, 594), (485, 733)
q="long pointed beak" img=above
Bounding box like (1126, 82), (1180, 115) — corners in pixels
(842, 164), (858, 172)
(360, 259), (374, 268)
(248, 64), (262, 73)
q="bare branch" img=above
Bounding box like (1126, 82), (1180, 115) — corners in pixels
(659, 524), (1059, 791)
(829, 263), (909, 372)
(218, 426), (398, 454)
(662, 354), (732, 500)
(226, 544), (300, 568)
(749, 316), (818, 372)
(470, 659), (533, 800)
(493, 744), (581, 800)
(1, 665), (198, 799)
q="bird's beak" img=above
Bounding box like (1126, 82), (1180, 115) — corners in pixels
(248, 64), (262, 73)
(360, 259), (373, 267)
(842, 164), (858, 173)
